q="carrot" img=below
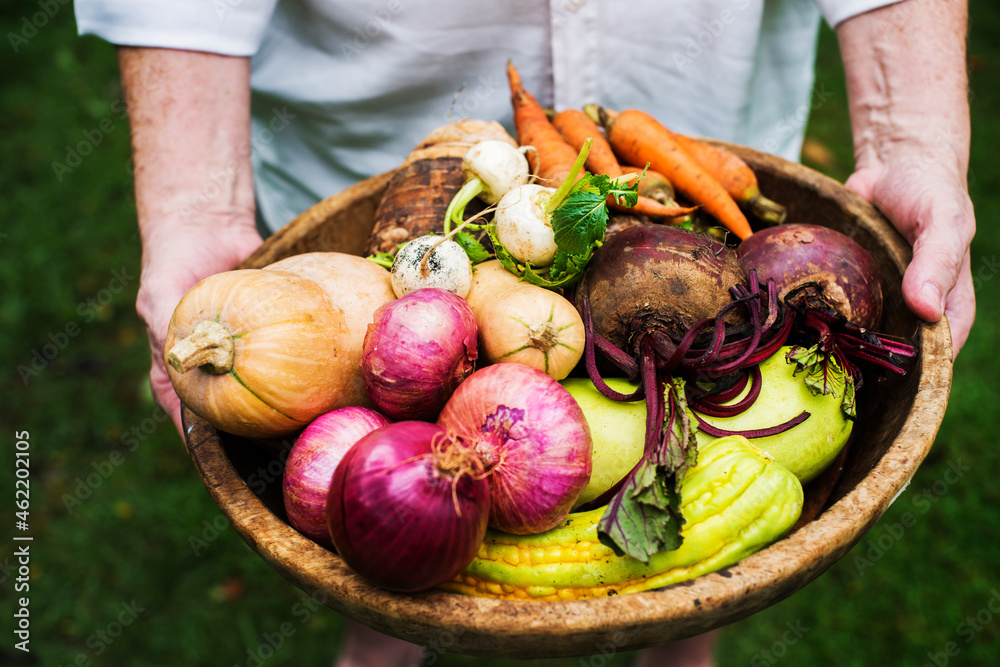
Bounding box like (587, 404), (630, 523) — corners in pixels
(620, 164), (675, 203)
(506, 61), (580, 186)
(590, 105), (754, 241)
(365, 120), (516, 256)
(550, 108), (696, 220)
(671, 133), (786, 225)
(551, 109), (624, 178)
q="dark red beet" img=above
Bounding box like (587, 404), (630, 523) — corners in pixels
(736, 224), (883, 330)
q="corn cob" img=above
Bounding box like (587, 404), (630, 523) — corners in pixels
(440, 435), (802, 600)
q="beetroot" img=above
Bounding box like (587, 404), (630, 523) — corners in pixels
(574, 225), (794, 563)
(737, 224), (883, 330)
(577, 225), (747, 351)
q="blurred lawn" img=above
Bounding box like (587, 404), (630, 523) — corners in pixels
(1, 3), (998, 666)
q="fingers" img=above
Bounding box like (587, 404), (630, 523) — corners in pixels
(847, 163), (976, 358)
(900, 195), (975, 326)
(943, 253), (976, 358)
(150, 357), (185, 439)
(843, 167), (877, 203)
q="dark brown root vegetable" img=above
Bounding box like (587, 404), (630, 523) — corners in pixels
(737, 223), (883, 330)
(364, 120), (517, 256)
(577, 225), (747, 352)
(605, 212), (650, 238)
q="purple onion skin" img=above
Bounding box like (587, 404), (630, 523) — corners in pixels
(282, 406), (391, 546)
(576, 225), (747, 350)
(737, 224), (883, 330)
(326, 421), (490, 592)
(437, 363), (593, 535)
(361, 288), (478, 421)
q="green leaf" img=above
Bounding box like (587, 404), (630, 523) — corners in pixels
(787, 344), (848, 398)
(487, 224), (527, 277)
(606, 174), (641, 208)
(841, 372), (857, 420)
(549, 190), (608, 255)
(597, 377), (695, 562)
(598, 458), (682, 562)
(485, 223), (591, 289)
(453, 231), (492, 264)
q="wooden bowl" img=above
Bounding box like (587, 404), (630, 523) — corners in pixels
(182, 145), (952, 658)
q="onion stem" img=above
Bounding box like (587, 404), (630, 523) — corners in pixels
(430, 430), (488, 518)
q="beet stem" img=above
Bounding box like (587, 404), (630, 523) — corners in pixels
(690, 366), (763, 417)
(583, 298), (645, 401)
(694, 410), (811, 439)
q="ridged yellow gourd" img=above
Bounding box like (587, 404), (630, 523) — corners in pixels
(441, 435), (802, 601)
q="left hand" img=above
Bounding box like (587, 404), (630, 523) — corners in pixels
(845, 144), (975, 357)
(835, 0), (975, 358)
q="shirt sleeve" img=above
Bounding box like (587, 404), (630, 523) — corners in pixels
(75, 0), (279, 56)
(814, 0), (907, 28)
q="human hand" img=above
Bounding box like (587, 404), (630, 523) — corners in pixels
(136, 217), (262, 438)
(116, 46), (258, 437)
(845, 145), (975, 357)
(835, 0), (973, 358)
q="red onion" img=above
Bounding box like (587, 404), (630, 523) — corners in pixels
(437, 363), (592, 535)
(737, 223), (883, 329)
(361, 288), (478, 421)
(326, 421), (489, 592)
(282, 406), (390, 545)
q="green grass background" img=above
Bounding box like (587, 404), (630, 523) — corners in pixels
(1, 3), (998, 665)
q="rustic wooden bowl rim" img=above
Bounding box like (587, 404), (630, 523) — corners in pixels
(182, 143), (953, 658)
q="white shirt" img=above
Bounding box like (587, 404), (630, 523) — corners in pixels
(76, 0), (901, 233)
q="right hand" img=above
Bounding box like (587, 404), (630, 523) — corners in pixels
(136, 217), (263, 438)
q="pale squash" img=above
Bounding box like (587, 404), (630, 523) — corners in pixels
(463, 259), (522, 316)
(164, 269), (353, 438)
(265, 252), (396, 409)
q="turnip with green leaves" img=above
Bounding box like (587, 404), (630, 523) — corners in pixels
(492, 183), (560, 266)
(437, 139), (533, 263)
(461, 140), (532, 205)
(489, 139), (643, 289)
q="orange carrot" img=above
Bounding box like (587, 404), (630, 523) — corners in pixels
(592, 106), (754, 240)
(551, 108), (696, 220)
(671, 133), (786, 225)
(551, 109), (624, 178)
(506, 61), (580, 186)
